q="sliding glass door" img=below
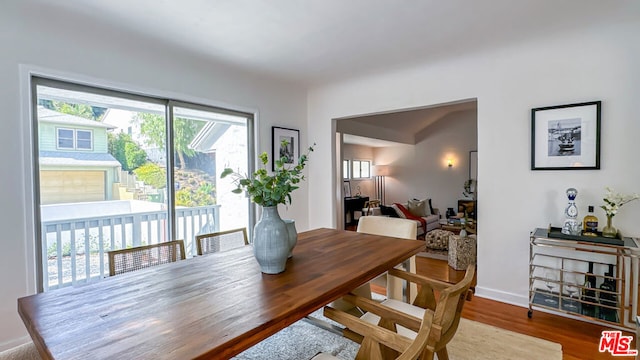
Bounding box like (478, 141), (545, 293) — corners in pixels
(32, 77), (253, 291)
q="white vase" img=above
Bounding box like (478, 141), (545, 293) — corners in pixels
(283, 219), (298, 258)
(253, 206), (289, 274)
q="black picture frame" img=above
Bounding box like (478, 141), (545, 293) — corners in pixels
(272, 126), (300, 171)
(531, 101), (601, 170)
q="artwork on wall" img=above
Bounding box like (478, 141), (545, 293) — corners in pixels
(272, 126), (300, 171)
(343, 181), (352, 198)
(531, 101), (601, 170)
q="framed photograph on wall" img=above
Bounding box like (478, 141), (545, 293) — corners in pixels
(343, 181), (352, 198)
(531, 101), (601, 170)
(272, 126), (300, 171)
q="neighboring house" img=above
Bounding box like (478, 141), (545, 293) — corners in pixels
(101, 108), (165, 164)
(189, 119), (249, 231)
(38, 106), (121, 204)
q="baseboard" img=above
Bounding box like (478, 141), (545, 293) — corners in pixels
(474, 286), (529, 308)
(0, 335), (31, 352)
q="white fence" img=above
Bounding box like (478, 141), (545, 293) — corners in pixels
(42, 205), (220, 290)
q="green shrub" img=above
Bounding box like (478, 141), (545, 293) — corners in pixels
(134, 163), (166, 189)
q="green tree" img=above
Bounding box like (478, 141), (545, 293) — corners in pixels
(108, 132), (148, 171)
(53, 101), (98, 120)
(134, 113), (204, 169)
(39, 100), (107, 120)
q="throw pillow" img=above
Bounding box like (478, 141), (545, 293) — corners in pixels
(428, 198), (435, 215)
(390, 204), (406, 218)
(379, 205), (399, 217)
(407, 199), (428, 217)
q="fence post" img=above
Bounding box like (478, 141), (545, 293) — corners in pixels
(132, 214), (142, 247)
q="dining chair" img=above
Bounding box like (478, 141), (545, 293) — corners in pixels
(331, 216), (418, 314)
(0, 341), (41, 360)
(195, 227), (248, 255)
(107, 240), (186, 276)
(315, 264), (475, 360)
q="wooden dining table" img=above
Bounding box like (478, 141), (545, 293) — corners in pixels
(18, 228), (425, 360)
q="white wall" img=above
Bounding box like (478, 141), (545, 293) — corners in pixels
(308, 21), (640, 307)
(374, 110), (477, 211)
(0, 3), (308, 349)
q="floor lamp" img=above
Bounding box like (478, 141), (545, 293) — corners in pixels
(372, 165), (389, 205)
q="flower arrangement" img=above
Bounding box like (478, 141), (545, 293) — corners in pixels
(221, 141), (315, 207)
(601, 187), (640, 217)
(463, 179), (476, 200)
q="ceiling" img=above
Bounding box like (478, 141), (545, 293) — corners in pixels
(340, 99), (477, 146)
(29, 0), (637, 87)
(26, 0), (636, 147)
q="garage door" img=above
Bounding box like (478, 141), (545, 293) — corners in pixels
(40, 170), (105, 205)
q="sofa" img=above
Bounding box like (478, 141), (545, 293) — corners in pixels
(364, 203), (440, 237)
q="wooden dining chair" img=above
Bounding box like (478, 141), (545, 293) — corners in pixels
(331, 216), (418, 314)
(195, 228), (249, 256)
(315, 264), (475, 360)
(107, 240), (186, 276)
(0, 341), (41, 360)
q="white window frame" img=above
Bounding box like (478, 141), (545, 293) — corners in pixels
(75, 129), (93, 150)
(56, 127), (75, 149)
(343, 159), (350, 179)
(352, 159), (371, 179)
(56, 127), (93, 150)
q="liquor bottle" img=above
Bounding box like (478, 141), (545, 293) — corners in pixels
(582, 206), (599, 236)
(581, 262), (597, 316)
(598, 264), (618, 322)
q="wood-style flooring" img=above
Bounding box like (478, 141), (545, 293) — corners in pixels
(415, 257), (635, 360)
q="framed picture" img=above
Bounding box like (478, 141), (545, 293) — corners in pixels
(343, 181), (352, 198)
(531, 101), (601, 170)
(272, 126), (300, 171)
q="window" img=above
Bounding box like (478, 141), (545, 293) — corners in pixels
(32, 77), (254, 292)
(352, 160), (370, 179)
(56, 128), (93, 150)
(343, 159), (350, 179)
(76, 130), (93, 150)
(56, 128), (74, 149)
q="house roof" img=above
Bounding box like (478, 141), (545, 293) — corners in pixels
(189, 122), (231, 153)
(39, 151), (121, 167)
(38, 107), (115, 129)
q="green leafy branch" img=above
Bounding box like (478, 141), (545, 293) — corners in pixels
(221, 141), (315, 207)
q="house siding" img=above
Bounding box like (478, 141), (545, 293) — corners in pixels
(38, 122), (109, 153)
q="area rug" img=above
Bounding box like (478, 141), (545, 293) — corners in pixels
(233, 310), (562, 360)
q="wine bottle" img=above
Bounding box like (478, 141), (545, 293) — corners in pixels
(582, 206), (599, 236)
(581, 262), (597, 316)
(598, 264), (618, 322)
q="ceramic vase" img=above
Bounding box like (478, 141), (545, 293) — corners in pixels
(253, 206), (289, 274)
(283, 219), (298, 258)
(602, 215), (617, 238)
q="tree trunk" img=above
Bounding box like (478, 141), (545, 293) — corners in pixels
(177, 151), (186, 170)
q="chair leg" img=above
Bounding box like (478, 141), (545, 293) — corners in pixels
(435, 347), (449, 360)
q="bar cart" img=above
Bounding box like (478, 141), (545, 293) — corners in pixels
(529, 227), (640, 329)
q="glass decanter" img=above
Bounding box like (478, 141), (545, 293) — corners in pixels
(561, 188), (581, 235)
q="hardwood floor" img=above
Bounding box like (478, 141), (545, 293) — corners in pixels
(414, 257), (636, 360)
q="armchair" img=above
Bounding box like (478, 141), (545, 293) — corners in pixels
(317, 264), (475, 360)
